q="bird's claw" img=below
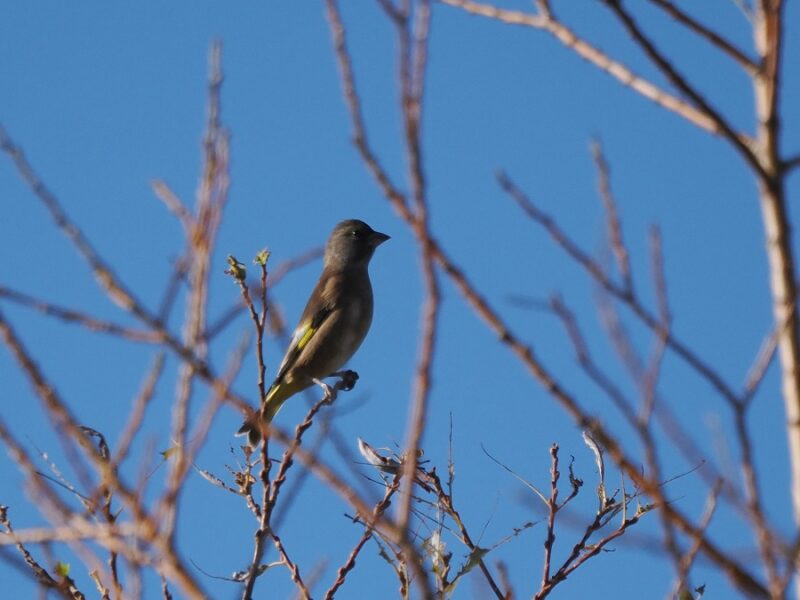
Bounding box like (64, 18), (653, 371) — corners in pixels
(333, 369), (359, 391)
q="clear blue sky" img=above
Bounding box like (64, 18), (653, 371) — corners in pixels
(1, 1), (798, 598)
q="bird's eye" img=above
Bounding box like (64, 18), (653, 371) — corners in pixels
(350, 230), (360, 238)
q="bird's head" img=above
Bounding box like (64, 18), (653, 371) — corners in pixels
(324, 219), (390, 270)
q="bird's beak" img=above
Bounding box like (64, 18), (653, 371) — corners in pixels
(370, 231), (390, 247)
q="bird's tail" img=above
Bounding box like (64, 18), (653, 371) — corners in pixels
(234, 382), (292, 447)
(234, 414), (266, 449)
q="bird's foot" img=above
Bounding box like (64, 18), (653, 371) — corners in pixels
(331, 369), (359, 391)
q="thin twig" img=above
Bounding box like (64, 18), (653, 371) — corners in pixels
(0, 125), (251, 417)
(164, 39), (229, 541)
(541, 444), (560, 589)
(0, 287), (164, 343)
(0, 311), (207, 598)
(600, 0), (764, 180)
(424, 468), (505, 599)
(668, 481), (722, 600)
(395, 0), (441, 547)
(0, 506), (83, 600)
(325, 473), (403, 599)
(646, 0), (758, 72)
(438, 0), (726, 136)
(152, 180), (194, 234)
(271, 532), (310, 600)
(499, 171), (741, 409)
(112, 353), (165, 468)
(591, 140), (633, 294)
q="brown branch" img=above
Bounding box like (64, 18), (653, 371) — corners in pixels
(0, 123), (171, 326)
(90, 431), (123, 598)
(550, 290), (740, 511)
(0, 310), (207, 598)
(89, 570), (111, 600)
(735, 403), (781, 594)
(325, 473), (403, 599)
(0, 126), (251, 418)
(541, 444), (560, 588)
(240, 375), (353, 599)
(535, 468), (645, 600)
(646, 0), (758, 72)
(324, 0), (410, 213)
(0, 506), (83, 600)
(669, 482), (722, 599)
(326, 0), (768, 591)
(270, 532), (310, 600)
(535, 508), (642, 599)
(266, 421), (426, 579)
(229, 253), (270, 405)
(742, 315), (784, 405)
(749, 5), (800, 570)
(0, 286), (164, 343)
(496, 561), (514, 600)
(438, 0), (725, 136)
(498, 172), (742, 408)
(0, 420), (81, 529)
(158, 254), (191, 323)
(0, 427), (120, 592)
(151, 180), (194, 235)
(393, 0), (442, 545)
(396, 229), (768, 593)
(641, 225), (670, 426)
(424, 468), (505, 599)
(601, 0), (764, 179)
(782, 153), (800, 172)
(163, 333), (249, 522)
(324, 2), (435, 598)
(591, 140), (633, 294)
(164, 40), (229, 541)
(112, 353), (165, 468)
(267, 381), (348, 512)
(548, 295), (636, 427)
(239, 437), (271, 600)
(206, 247), (322, 341)
(642, 229), (685, 575)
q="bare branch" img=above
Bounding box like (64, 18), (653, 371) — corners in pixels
(591, 140), (633, 294)
(0, 127), (252, 417)
(438, 0), (726, 136)
(498, 172), (741, 408)
(112, 353), (165, 467)
(646, 0), (758, 72)
(0, 506), (82, 600)
(668, 482), (722, 600)
(151, 180), (194, 234)
(600, 0), (764, 179)
(0, 310), (207, 598)
(164, 39), (229, 541)
(270, 533), (310, 600)
(541, 444), (560, 589)
(206, 246), (322, 341)
(325, 473), (403, 599)
(395, 0), (441, 541)
(0, 287), (164, 343)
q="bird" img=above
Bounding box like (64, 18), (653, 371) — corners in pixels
(236, 219), (390, 447)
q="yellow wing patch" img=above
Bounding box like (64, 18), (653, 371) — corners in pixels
(297, 323), (316, 350)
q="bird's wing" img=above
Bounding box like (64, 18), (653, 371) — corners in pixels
(273, 304), (333, 384)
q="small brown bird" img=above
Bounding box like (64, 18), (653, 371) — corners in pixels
(236, 219), (389, 446)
